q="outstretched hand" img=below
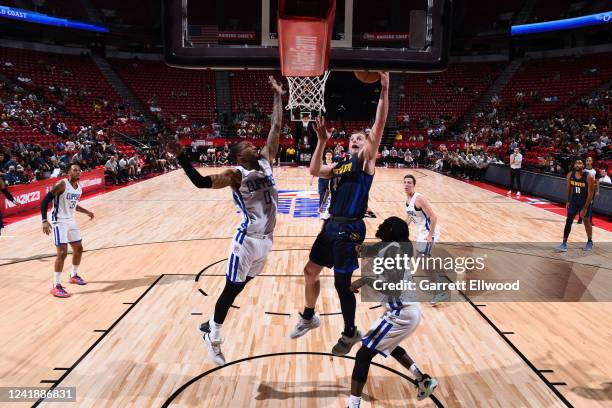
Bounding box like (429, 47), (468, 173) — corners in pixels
(314, 116), (331, 143)
(269, 76), (284, 95)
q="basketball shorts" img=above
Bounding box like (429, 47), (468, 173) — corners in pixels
(51, 220), (81, 246)
(226, 230), (273, 283)
(568, 200), (592, 220)
(415, 227), (440, 256)
(309, 219), (366, 274)
(362, 305), (422, 357)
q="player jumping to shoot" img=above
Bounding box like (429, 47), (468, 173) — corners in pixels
(290, 72), (389, 356)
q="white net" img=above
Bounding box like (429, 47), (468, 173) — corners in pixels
(285, 71), (330, 114)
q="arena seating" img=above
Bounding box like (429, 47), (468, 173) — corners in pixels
(0, 47), (121, 122)
(498, 53), (612, 117)
(110, 59), (217, 124)
(0, 47), (146, 155)
(397, 61), (506, 125)
(1, 45), (610, 173)
(229, 71), (288, 114)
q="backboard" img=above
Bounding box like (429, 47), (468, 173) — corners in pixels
(163, 0), (451, 73)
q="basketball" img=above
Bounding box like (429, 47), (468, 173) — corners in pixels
(354, 71), (380, 84)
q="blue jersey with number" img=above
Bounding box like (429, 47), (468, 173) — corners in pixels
(569, 171), (588, 206)
(328, 154), (373, 218)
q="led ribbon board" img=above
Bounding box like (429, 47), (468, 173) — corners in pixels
(512, 11), (612, 36)
(0, 5), (109, 33)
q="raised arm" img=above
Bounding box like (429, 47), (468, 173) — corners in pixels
(363, 72), (389, 161)
(166, 139), (242, 190)
(310, 116), (334, 178)
(261, 76), (284, 163)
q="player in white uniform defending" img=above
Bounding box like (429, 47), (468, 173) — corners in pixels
(346, 217), (437, 408)
(165, 76), (283, 366)
(403, 174), (448, 304)
(41, 163), (95, 298)
(403, 174), (439, 255)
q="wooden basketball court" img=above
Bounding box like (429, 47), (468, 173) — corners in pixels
(1, 167), (610, 407)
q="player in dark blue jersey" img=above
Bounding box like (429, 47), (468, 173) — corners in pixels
(290, 72), (389, 356)
(557, 158), (595, 252)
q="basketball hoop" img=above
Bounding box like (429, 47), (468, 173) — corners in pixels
(277, 0), (336, 121)
(285, 70), (330, 119)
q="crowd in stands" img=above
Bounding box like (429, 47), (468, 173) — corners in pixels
(450, 86), (611, 182)
(0, 79), (175, 187)
(1, 46), (610, 191)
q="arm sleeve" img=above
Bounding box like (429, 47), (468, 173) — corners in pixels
(41, 191), (54, 221)
(177, 152), (212, 188)
(1, 188), (14, 202)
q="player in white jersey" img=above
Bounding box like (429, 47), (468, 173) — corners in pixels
(41, 163), (95, 298)
(345, 217), (437, 408)
(403, 174), (447, 305)
(403, 174), (439, 255)
(165, 76), (283, 366)
(578, 156), (599, 225)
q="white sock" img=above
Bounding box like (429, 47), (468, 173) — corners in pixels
(348, 395), (361, 408)
(53, 272), (62, 286)
(209, 319), (222, 342)
(410, 363), (424, 381)
(71, 265), (79, 277)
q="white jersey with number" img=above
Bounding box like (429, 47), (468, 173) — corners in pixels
(362, 242), (421, 357)
(232, 158), (278, 237)
(51, 179), (82, 222)
(405, 192), (440, 242)
(374, 242), (419, 308)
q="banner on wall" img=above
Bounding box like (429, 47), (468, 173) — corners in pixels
(361, 32), (410, 41)
(2, 168), (105, 217)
